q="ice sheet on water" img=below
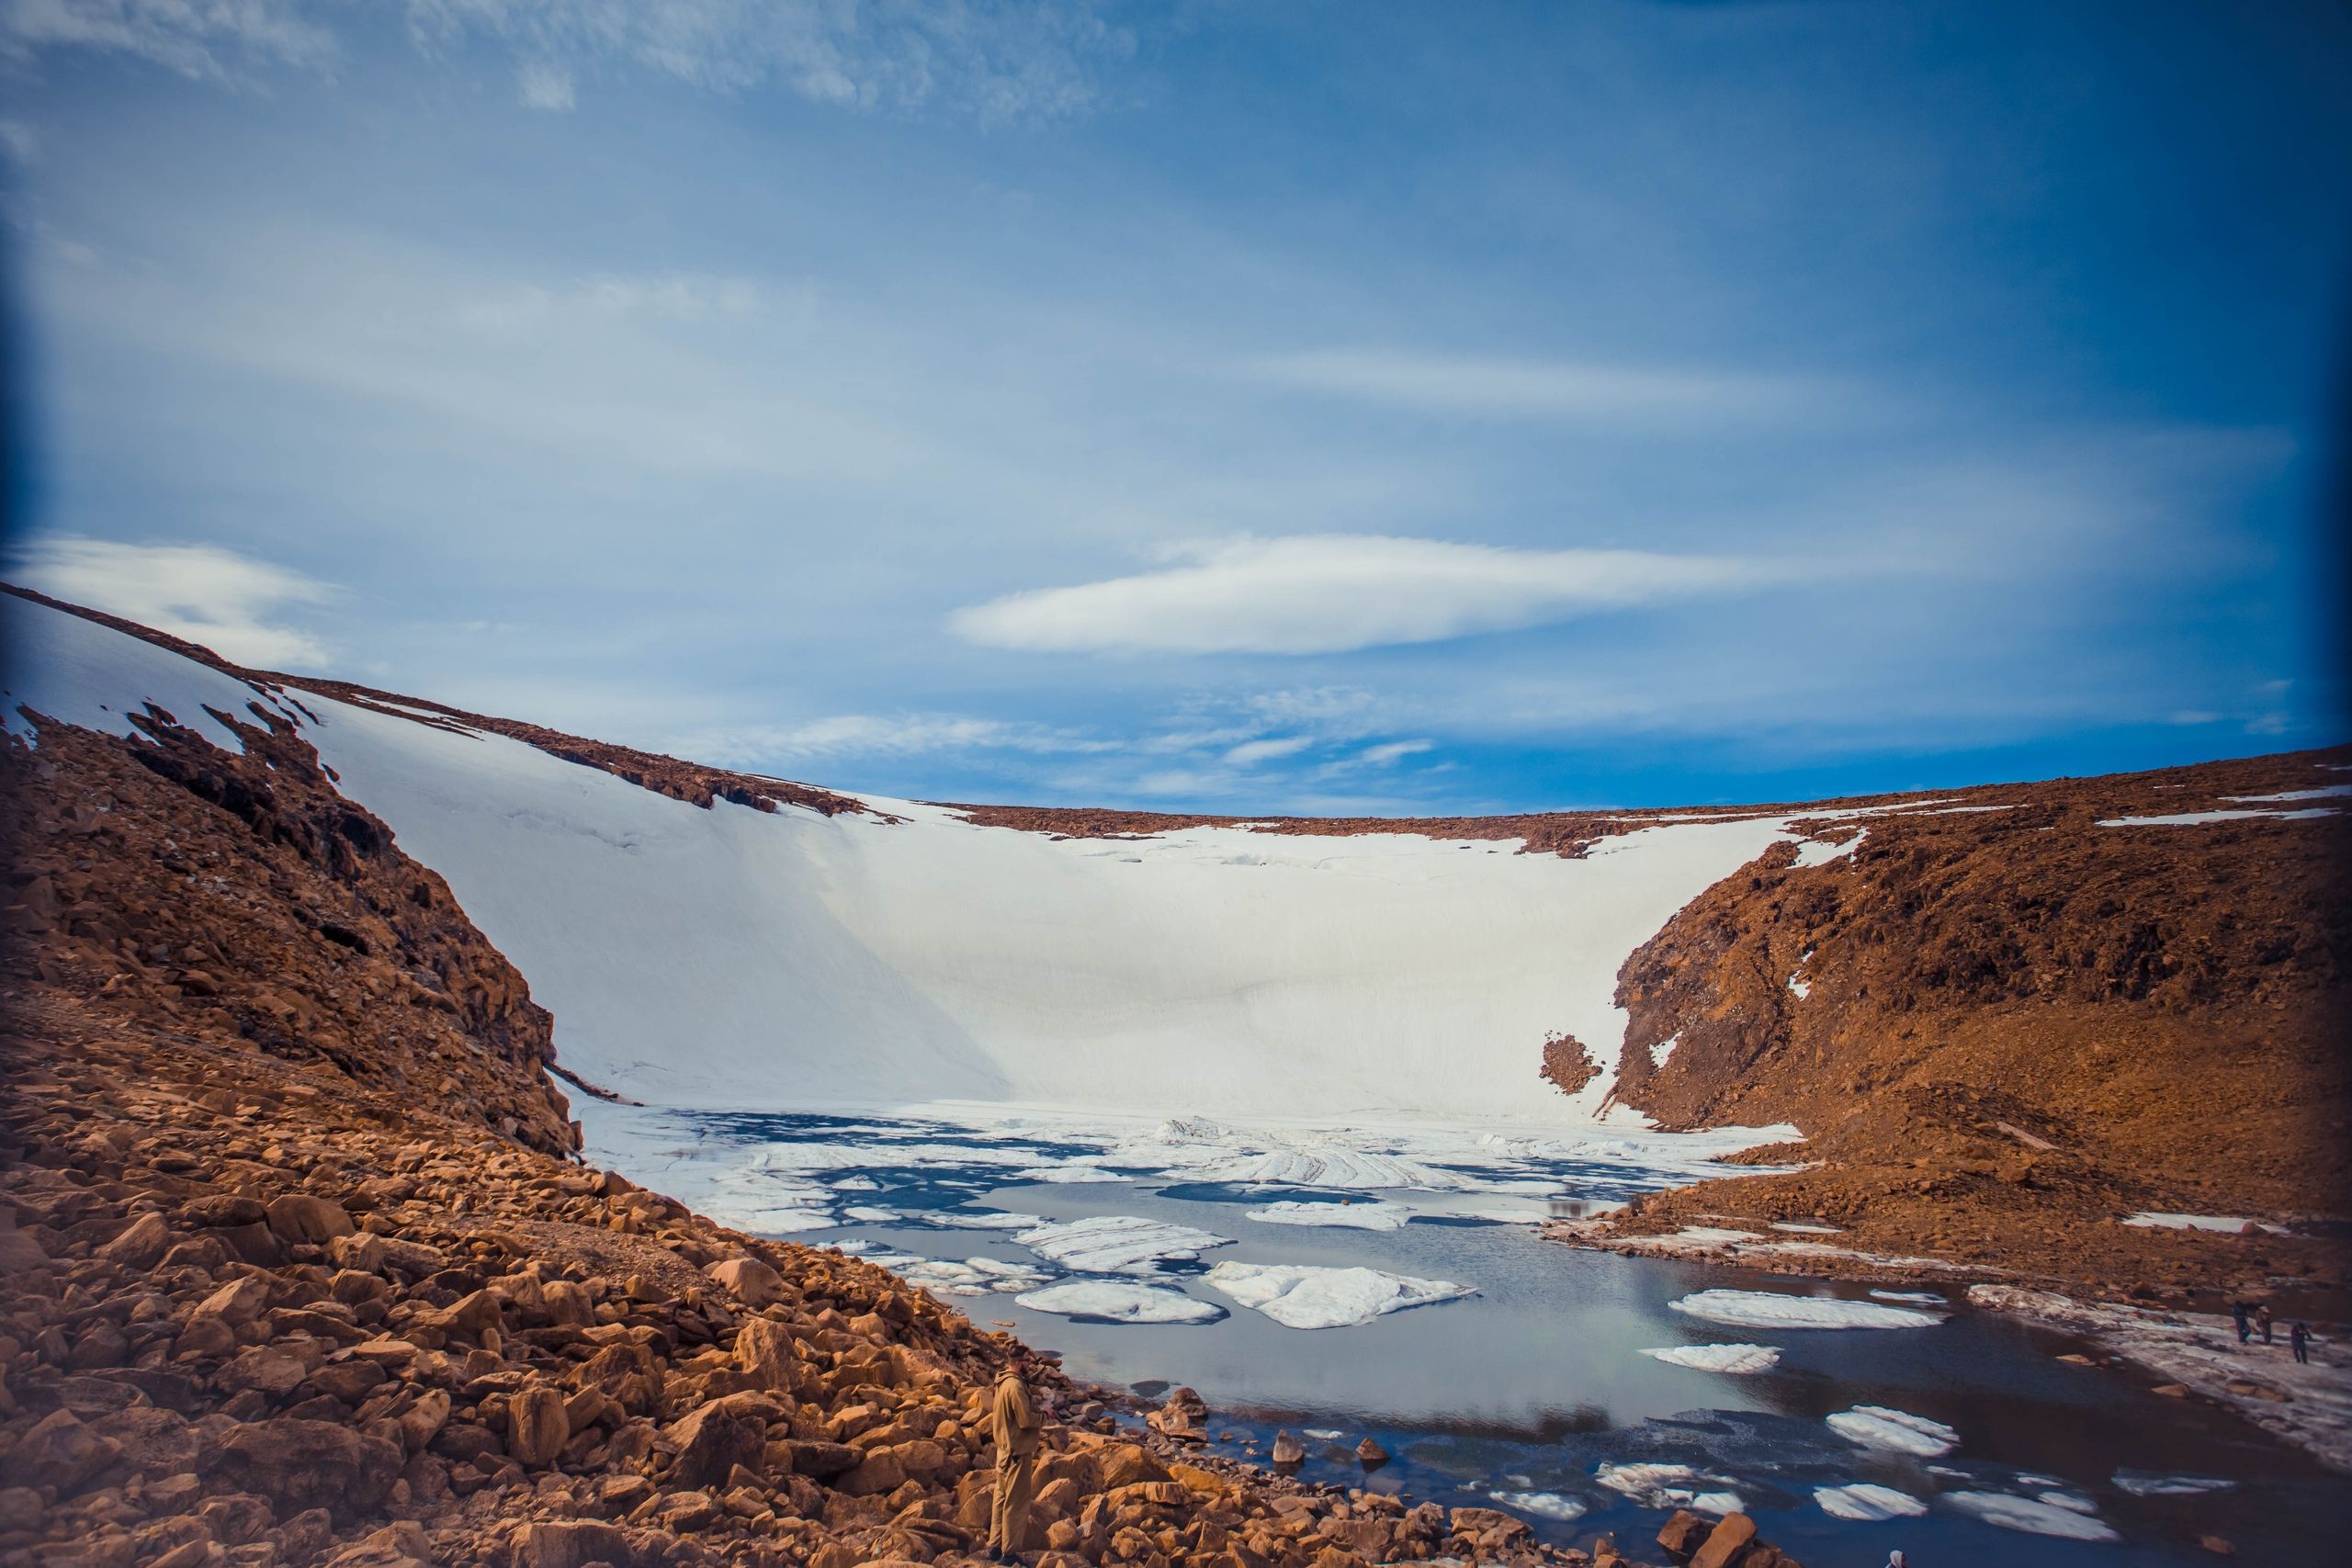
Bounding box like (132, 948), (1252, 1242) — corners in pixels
(1493, 1492), (1586, 1521)
(1206, 1261), (1474, 1329)
(842, 1206), (900, 1223)
(1245, 1201), (1411, 1231)
(2111, 1471), (2235, 1497)
(1176, 1145), (1483, 1191)
(1638, 1344), (1781, 1374)
(1826, 1405), (1960, 1457)
(1594, 1464), (1741, 1515)
(1942, 1492), (2119, 1542)
(1015, 1164), (1128, 1183)
(1668, 1289), (1942, 1330)
(1812, 1483), (1927, 1521)
(1867, 1289), (1946, 1304)
(1016, 1215), (1233, 1274)
(875, 1254), (1050, 1298)
(1013, 1280), (1224, 1324)
(924, 1211), (1046, 1230)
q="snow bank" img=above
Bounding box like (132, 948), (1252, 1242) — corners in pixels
(1826, 1405), (1960, 1457)
(2098, 808), (2336, 827)
(1246, 1201), (1411, 1231)
(1812, 1483), (1927, 1521)
(2123, 1212), (2284, 1235)
(1941, 1492), (2119, 1542)
(1015, 1216), (1231, 1274)
(1204, 1261), (1476, 1329)
(1668, 1289), (1943, 1331)
(1868, 1289), (1945, 1305)
(1637, 1344), (1781, 1374)
(1014, 1281), (1224, 1324)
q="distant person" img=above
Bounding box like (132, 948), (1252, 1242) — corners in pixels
(2290, 1322), (2311, 1364)
(989, 1351), (1046, 1562)
(2256, 1303), (2274, 1345)
(1885, 1551), (1906, 1568)
(2232, 1301), (2251, 1344)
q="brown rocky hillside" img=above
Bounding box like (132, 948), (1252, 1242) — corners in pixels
(1584, 750), (2352, 1299)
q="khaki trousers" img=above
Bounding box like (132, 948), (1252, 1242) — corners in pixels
(989, 1449), (1039, 1554)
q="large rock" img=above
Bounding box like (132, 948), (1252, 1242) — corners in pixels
(733, 1314), (797, 1391)
(11, 1409), (122, 1495)
(204, 1416), (402, 1517)
(707, 1257), (787, 1308)
(193, 1275), (270, 1327)
(507, 1385), (571, 1467)
(514, 1519), (665, 1568)
(1690, 1513), (1759, 1568)
(266, 1194), (356, 1245)
(666, 1402), (764, 1490)
(96, 1212), (174, 1267)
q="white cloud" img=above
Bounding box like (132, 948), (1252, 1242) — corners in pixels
(1246, 348), (1833, 422)
(515, 59), (574, 110)
(949, 535), (1773, 656)
(0, 0), (337, 81)
(671, 712), (1119, 765)
(7, 536), (334, 668)
(1358, 739), (1433, 765)
(1223, 735), (1312, 767)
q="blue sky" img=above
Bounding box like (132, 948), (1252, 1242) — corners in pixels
(3, 1), (2347, 812)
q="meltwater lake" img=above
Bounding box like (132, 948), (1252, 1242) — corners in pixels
(580, 1103), (2341, 1567)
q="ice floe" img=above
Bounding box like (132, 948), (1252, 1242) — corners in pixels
(1204, 1261), (1476, 1329)
(1594, 1464), (1740, 1515)
(1016, 1165), (1127, 1183)
(1668, 1289), (1942, 1330)
(842, 1206), (901, 1223)
(1868, 1289), (1947, 1305)
(1638, 1344), (1781, 1374)
(882, 1256), (1050, 1297)
(1812, 1483), (1927, 1521)
(925, 1211), (1046, 1230)
(1825, 1405), (1960, 1457)
(1246, 1201), (1411, 1231)
(1942, 1491), (2119, 1541)
(1016, 1215), (1232, 1274)
(2110, 1471), (2236, 1497)
(1492, 1492), (1586, 1521)
(1013, 1281), (1224, 1324)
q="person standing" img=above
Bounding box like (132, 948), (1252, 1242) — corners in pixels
(2290, 1322), (2311, 1365)
(2256, 1303), (2274, 1345)
(989, 1351), (1046, 1562)
(2232, 1301), (2251, 1344)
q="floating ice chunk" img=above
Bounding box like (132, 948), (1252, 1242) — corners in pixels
(2036, 1492), (2099, 1516)
(1813, 1483), (1927, 1521)
(831, 1175), (881, 1190)
(1669, 1289), (1941, 1330)
(1942, 1492), (2119, 1541)
(1017, 1165), (1127, 1183)
(1183, 1145), (1482, 1191)
(927, 1211), (1047, 1230)
(1639, 1344), (1781, 1374)
(1494, 1492), (1586, 1521)
(2111, 1472), (2235, 1497)
(1595, 1464), (1740, 1514)
(1868, 1289), (1946, 1305)
(1246, 1201), (1410, 1231)
(890, 1256), (1051, 1297)
(1304, 1428), (1343, 1441)
(1016, 1215), (1232, 1274)
(1826, 1405), (1960, 1457)
(1013, 1281), (1224, 1324)
(1205, 1261), (1476, 1329)
(842, 1206), (901, 1223)
(824, 1239), (877, 1255)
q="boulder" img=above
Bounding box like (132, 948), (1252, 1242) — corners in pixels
(204, 1417), (402, 1517)
(12, 1408), (122, 1495)
(668, 1402), (766, 1490)
(96, 1212), (174, 1267)
(507, 1385), (571, 1467)
(1690, 1512), (1758, 1568)
(1657, 1509), (1709, 1558)
(707, 1257), (788, 1308)
(193, 1275), (270, 1327)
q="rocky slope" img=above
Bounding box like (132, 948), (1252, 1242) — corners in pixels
(0, 675), (1807, 1565)
(1575, 751), (2352, 1301)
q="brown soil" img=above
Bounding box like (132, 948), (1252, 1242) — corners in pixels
(0, 702), (1807, 1566)
(1584, 749), (2352, 1303)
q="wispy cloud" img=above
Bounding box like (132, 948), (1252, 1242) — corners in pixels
(0, 0), (337, 81)
(669, 712), (1121, 767)
(949, 535), (1776, 656)
(1223, 735), (1313, 767)
(1245, 348), (1838, 423)
(514, 60), (574, 111)
(6, 536), (335, 668)
(1358, 739), (1434, 766)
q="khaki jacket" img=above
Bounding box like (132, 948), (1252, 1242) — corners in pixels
(992, 1371), (1042, 1460)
